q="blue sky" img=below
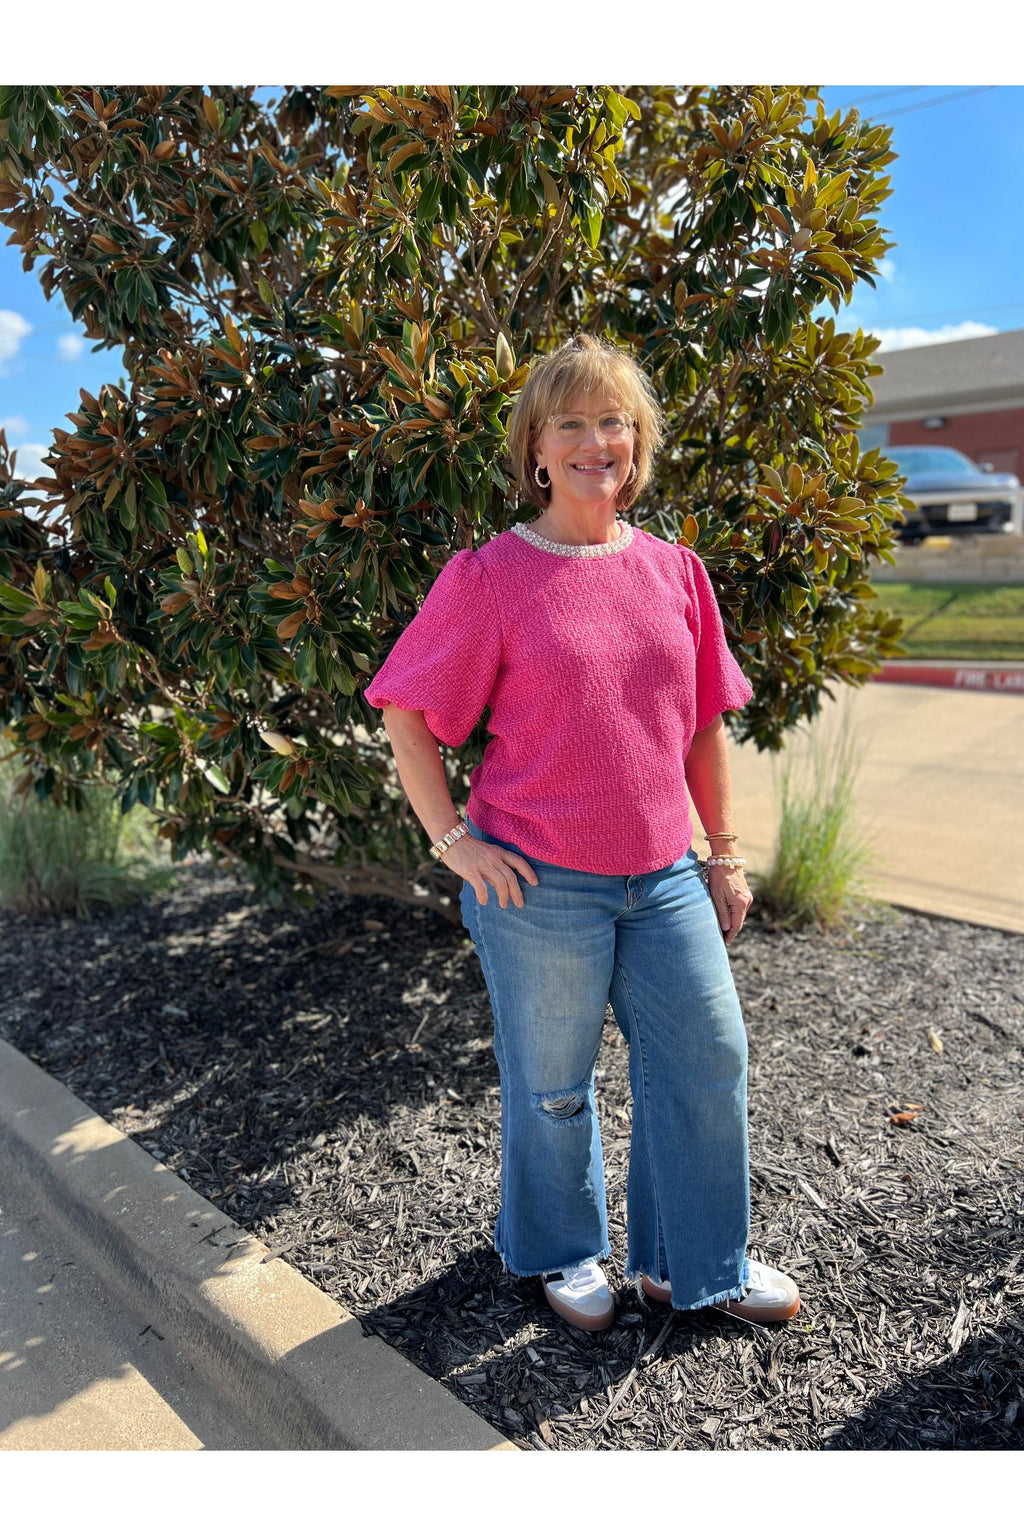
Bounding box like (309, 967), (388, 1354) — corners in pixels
(3, 83), (1023, 485)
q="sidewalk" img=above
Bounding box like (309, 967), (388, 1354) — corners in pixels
(715, 675), (1024, 934)
(0, 1039), (514, 1452)
(0, 1170), (247, 1450)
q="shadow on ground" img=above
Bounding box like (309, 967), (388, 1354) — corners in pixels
(2, 864), (1022, 1449)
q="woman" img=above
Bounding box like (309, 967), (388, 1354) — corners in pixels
(365, 334), (800, 1332)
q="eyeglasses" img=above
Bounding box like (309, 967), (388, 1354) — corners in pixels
(544, 411), (635, 441)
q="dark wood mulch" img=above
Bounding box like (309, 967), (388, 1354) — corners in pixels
(2, 863), (1022, 1452)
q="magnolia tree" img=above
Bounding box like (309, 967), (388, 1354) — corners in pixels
(0, 85), (908, 917)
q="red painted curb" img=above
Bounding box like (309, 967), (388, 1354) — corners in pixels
(872, 663), (1024, 692)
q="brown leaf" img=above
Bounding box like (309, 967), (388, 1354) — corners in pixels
(276, 610), (304, 640)
(388, 140), (427, 176)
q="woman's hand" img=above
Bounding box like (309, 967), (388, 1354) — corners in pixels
(441, 835), (539, 909)
(707, 862), (753, 944)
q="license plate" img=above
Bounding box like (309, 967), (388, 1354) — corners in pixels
(946, 502), (978, 521)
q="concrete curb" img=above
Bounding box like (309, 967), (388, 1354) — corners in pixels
(871, 661), (1024, 693)
(0, 1037), (514, 1451)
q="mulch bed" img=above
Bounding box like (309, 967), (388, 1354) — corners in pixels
(2, 862), (1022, 1452)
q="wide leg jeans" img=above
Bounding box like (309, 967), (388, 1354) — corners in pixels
(459, 817), (751, 1310)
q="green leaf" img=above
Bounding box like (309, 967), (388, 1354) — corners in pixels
(201, 762), (230, 793)
(580, 203), (602, 249)
(0, 583), (35, 613)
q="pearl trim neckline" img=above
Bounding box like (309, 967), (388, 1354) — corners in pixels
(511, 520), (635, 558)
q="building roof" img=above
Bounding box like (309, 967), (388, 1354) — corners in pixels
(864, 327), (1024, 420)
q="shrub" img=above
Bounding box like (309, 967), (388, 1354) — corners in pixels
(753, 701), (876, 930)
(0, 755), (175, 918)
(0, 86), (909, 917)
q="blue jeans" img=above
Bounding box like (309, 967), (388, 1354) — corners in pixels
(459, 817), (751, 1310)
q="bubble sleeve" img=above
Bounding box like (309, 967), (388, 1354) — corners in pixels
(362, 548), (502, 748)
(682, 548), (754, 732)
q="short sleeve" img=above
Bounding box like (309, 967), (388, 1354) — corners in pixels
(682, 549), (753, 731)
(363, 548), (501, 747)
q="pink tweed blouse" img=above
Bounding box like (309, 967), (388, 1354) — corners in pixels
(363, 522), (753, 876)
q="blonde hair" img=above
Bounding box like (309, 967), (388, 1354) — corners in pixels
(504, 334), (666, 512)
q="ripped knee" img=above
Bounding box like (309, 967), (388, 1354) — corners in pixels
(533, 1084), (588, 1121)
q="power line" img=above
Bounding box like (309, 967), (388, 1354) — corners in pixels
(833, 86), (923, 109)
(865, 85), (995, 119)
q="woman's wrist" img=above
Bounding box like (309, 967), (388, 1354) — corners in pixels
(428, 817), (469, 860)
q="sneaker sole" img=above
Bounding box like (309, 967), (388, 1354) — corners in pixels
(713, 1294), (801, 1323)
(543, 1286), (616, 1332)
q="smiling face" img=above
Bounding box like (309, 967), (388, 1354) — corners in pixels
(532, 393), (636, 516)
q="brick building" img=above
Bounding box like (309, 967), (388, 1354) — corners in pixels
(860, 327), (1024, 476)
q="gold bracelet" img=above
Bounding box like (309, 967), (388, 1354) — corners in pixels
(428, 820), (469, 860)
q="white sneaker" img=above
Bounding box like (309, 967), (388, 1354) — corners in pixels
(713, 1259), (801, 1322)
(542, 1262), (616, 1332)
(642, 1259), (801, 1322)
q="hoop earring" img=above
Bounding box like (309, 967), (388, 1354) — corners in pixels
(534, 464), (551, 488)
(626, 461), (638, 482)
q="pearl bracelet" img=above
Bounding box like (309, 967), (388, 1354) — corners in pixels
(705, 855), (747, 869)
(428, 819), (469, 860)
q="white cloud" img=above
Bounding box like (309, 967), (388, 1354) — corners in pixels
(876, 259), (897, 283)
(7, 442), (50, 482)
(57, 333), (86, 361)
(0, 309), (33, 367)
(0, 415), (30, 436)
(871, 321), (998, 353)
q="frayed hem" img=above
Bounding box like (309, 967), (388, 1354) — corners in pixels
(625, 1256), (751, 1311)
(496, 1247), (612, 1280)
